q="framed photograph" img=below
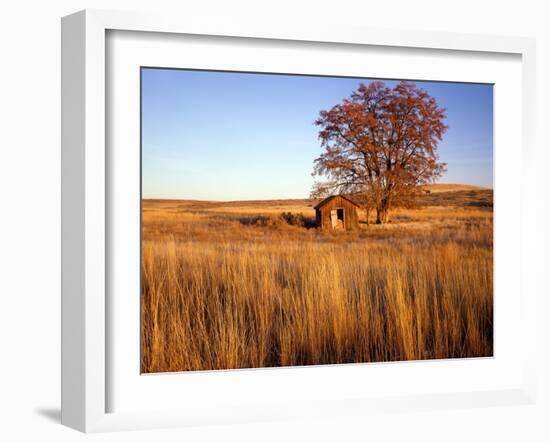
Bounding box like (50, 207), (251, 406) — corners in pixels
(61, 9), (537, 432)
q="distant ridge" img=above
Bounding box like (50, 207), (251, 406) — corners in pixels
(422, 183), (491, 193)
(142, 184), (492, 203)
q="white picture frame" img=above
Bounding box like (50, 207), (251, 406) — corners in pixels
(61, 9), (537, 433)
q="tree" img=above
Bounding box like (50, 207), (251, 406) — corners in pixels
(312, 81), (448, 224)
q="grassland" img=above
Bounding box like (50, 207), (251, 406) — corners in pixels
(141, 184), (493, 373)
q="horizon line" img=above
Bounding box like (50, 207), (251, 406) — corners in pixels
(142, 183), (493, 203)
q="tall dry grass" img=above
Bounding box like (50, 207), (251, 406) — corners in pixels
(141, 197), (493, 373)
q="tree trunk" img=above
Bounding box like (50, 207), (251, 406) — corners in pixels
(376, 201), (390, 224)
(375, 209), (388, 224)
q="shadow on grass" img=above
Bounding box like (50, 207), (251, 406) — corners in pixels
(238, 213), (318, 229)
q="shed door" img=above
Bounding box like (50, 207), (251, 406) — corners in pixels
(330, 208), (344, 229)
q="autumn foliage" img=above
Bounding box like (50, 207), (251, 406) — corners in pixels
(312, 81), (448, 223)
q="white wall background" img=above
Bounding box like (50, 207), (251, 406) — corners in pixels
(0, 1), (548, 440)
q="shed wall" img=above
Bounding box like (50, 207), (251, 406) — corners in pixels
(316, 196), (359, 230)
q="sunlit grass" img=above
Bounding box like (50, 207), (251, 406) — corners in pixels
(141, 186), (493, 373)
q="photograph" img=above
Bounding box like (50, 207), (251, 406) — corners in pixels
(140, 68), (494, 374)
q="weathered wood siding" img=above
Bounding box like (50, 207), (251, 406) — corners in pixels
(315, 195), (359, 231)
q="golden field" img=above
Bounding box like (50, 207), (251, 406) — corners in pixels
(141, 184), (493, 373)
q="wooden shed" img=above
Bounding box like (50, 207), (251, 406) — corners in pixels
(314, 195), (360, 231)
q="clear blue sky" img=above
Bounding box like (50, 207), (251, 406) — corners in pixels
(142, 68), (493, 200)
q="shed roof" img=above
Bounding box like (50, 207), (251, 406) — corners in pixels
(314, 194), (361, 210)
